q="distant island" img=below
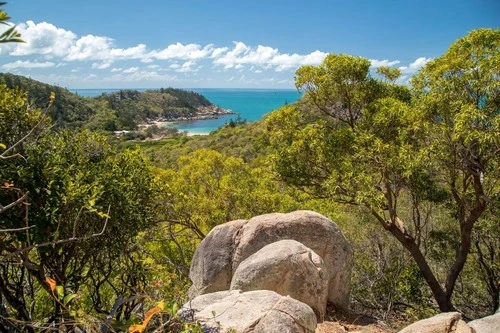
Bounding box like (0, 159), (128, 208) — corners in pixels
(0, 73), (234, 133)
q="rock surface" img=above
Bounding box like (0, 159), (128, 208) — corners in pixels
(188, 219), (247, 297)
(179, 289), (317, 333)
(468, 312), (500, 333)
(230, 239), (328, 320)
(188, 210), (353, 311)
(398, 312), (472, 333)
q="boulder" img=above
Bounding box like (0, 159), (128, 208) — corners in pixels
(468, 312), (500, 333)
(230, 239), (328, 320)
(188, 219), (247, 297)
(188, 211), (353, 311)
(179, 289), (317, 333)
(399, 312), (473, 333)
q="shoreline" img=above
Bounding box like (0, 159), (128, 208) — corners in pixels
(140, 105), (236, 127)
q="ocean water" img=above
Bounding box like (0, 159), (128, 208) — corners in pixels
(72, 88), (301, 134)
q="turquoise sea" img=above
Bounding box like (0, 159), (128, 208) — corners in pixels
(72, 88), (301, 134)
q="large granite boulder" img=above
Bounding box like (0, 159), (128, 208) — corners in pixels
(230, 239), (328, 320)
(179, 289), (317, 333)
(468, 312), (500, 333)
(399, 312), (473, 333)
(188, 211), (352, 311)
(188, 219), (247, 296)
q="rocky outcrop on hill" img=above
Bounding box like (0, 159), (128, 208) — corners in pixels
(183, 210), (353, 332)
(230, 239), (329, 320)
(179, 290), (317, 333)
(468, 312), (500, 333)
(398, 311), (500, 333)
(188, 211), (353, 313)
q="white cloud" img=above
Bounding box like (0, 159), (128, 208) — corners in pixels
(0, 21), (150, 65)
(92, 62), (112, 69)
(147, 42), (214, 61)
(103, 71), (177, 83)
(370, 59), (401, 68)
(7, 21), (76, 57)
(213, 42), (327, 72)
(399, 57), (432, 74)
(122, 67), (139, 73)
(211, 47), (229, 58)
(1, 21), (327, 76)
(176, 60), (197, 73)
(0, 19), (434, 89)
(65, 35), (147, 63)
(2, 60), (55, 70)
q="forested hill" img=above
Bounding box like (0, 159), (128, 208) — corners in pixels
(0, 72), (94, 128)
(0, 73), (231, 130)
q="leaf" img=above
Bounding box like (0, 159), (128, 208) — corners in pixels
(128, 324), (145, 333)
(97, 211), (110, 218)
(0, 143), (6, 149)
(46, 277), (56, 291)
(128, 302), (164, 333)
(63, 294), (77, 305)
(56, 285), (64, 299)
(2, 182), (13, 188)
(171, 302), (178, 315)
(143, 305), (162, 326)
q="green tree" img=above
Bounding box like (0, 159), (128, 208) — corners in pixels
(1, 112), (158, 329)
(267, 29), (499, 313)
(159, 149), (300, 241)
(411, 28), (499, 312)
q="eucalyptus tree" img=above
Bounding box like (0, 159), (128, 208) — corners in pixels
(267, 29), (499, 313)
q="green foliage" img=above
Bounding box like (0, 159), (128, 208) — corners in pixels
(0, 73), (94, 128)
(0, 83), (50, 143)
(131, 118), (272, 169)
(95, 88), (216, 129)
(159, 149), (301, 239)
(0, 108), (160, 328)
(295, 54), (374, 128)
(376, 66), (402, 82)
(267, 29), (500, 315)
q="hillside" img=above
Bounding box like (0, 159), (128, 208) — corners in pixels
(0, 73), (232, 130)
(0, 73), (94, 128)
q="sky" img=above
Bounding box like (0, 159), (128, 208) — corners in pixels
(0, 0), (498, 89)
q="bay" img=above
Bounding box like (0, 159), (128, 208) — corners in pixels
(71, 88), (301, 134)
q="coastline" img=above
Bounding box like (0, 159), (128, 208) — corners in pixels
(140, 104), (235, 126)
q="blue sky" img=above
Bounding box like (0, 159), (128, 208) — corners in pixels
(0, 0), (498, 89)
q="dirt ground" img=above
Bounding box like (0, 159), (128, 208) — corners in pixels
(316, 305), (396, 333)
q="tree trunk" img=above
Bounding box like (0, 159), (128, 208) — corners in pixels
(445, 173), (488, 300)
(373, 215), (454, 312)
